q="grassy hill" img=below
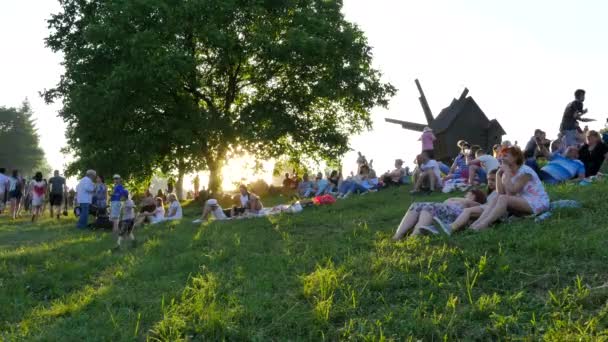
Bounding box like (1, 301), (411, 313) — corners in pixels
(1, 181), (608, 341)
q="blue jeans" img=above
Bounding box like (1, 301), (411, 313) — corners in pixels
(563, 130), (578, 148)
(315, 184), (330, 197)
(476, 168), (487, 183)
(439, 162), (451, 175)
(338, 180), (368, 194)
(77, 203), (90, 229)
(540, 170), (560, 185)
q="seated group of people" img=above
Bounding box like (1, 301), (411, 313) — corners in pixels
(524, 128), (608, 184)
(286, 153), (412, 200)
(410, 140), (500, 194)
(131, 190), (183, 228)
(196, 184), (264, 222)
(394, 146), (551, 239)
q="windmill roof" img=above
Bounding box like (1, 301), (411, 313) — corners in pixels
(430, 97), (489, 133)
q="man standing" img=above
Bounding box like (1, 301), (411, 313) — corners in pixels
(110, 175), (128, 234)
(0, 168), (8, 214)
(76, 170), (96, 229)
(193, 175), (200, 197)
(48, 170), (67, 219)
(560, 89), (587, 148)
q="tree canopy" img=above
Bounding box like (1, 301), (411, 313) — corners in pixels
(44, 0), (396, 194)
(0, 101), (47, 175)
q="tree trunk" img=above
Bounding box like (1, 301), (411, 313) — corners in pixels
(176, 163), (185, 201)
(207, 160), (223, 195)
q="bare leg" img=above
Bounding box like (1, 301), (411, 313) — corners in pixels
(471, 195), (499, 227)
(425, 170), (436, 192)
(411, 210), (434, 236)
(451, 207), (483, 231)
(472, 195), (533, 230)
(11, 199), (17, 219)
(393, 209), (420, 240)
(413, 172), (429, 192)
(412, 169), (420, 188)
(112, 219), (120, 236)
(133, 215), (147, 228)
(468, 165), (480, 185)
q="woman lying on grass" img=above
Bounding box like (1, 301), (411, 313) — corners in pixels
(433, 169), (499, 234)
(392, 189), (487, 240)
(469, 146), (549, 230)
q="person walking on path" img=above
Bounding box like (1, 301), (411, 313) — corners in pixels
(48, 170), (67, 219)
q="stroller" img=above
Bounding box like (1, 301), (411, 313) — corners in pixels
(74, 203), (112, 230)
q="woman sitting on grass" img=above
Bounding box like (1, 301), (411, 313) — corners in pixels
(134, 197), (165, 227)
(392, 189), (487, 240)
(235, 184), (263, 216)
(443, 140), (470, 182)
(469, 146), (549, 230)
(164, 193), (183, 221)
(433, 169), (499, 234)
(337, 165), (375, 198)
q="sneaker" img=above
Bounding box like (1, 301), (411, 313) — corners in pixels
(433, 217), (452, 236)
(418, 225), (439, 235)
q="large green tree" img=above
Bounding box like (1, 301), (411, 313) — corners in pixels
(0, 101), (47, 175)
(44, 0), (396, 194)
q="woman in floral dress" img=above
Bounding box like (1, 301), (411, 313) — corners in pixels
(393, 189), (487, 240)
(470, 146), (549, 230)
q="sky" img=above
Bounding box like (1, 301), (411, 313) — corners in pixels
(1, 0), (607, 188)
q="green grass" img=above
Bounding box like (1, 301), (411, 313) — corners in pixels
(2, 181), (608, 341)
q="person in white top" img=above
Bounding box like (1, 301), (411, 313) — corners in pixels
(0, 168), (8, 214)
(29, 172), (47, 222)
(134, 197), (166, 227)
(165, 193), (183, 220)
(468, 149), (500, 186)
(234, 185), (263, 216)
(411, 151), (442, 193)
(113, 197), (137, 252)
(194, 198), (230, 223)
(76, 170), (96, 229)
(471, 146), (550, 230)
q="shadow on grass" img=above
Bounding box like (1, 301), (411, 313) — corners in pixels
(9, 221), (205, 341)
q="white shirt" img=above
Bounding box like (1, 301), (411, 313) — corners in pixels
(168, 200), (183, 219)
(240, 194), (249, 207)
(150, 206), (166, 223)
(0, 173), (8, 193)
(421, 159), (442, 186)
(76, 177), (95, 204)
(123, 199), (136, 220)
(478, 155), (500, 173)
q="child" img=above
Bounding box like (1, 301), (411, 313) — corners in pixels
(419, 127), (436, 158)
(110, 175), (128, 234)
(113, 194), (136, 251)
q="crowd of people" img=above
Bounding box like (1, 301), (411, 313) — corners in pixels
(2, 89), (607, 245)
(394, 89), (608, 239)
(0, 169), (69, 222)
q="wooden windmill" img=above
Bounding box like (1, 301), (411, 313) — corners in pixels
(386, 79), (505, 161)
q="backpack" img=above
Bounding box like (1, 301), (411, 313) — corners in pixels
(92, 215), (113, 230)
